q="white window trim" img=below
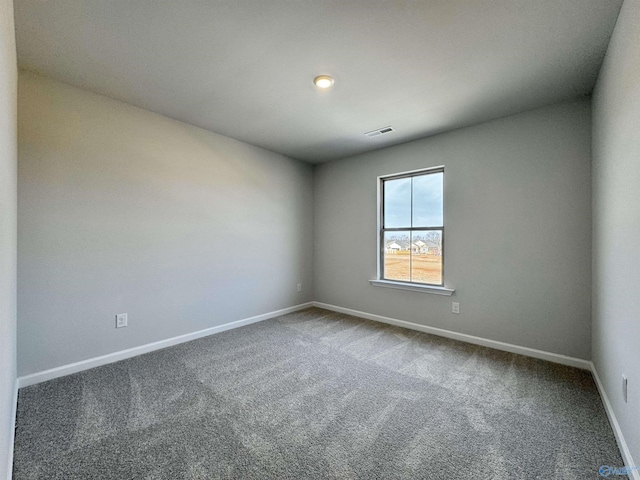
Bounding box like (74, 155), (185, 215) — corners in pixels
(375, 165), (454, 295)
(369, 279), (454, 295)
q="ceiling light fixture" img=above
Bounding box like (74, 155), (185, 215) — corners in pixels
(313, 75), (334, 89)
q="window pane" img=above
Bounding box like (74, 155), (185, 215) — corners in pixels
(412, 172), (443, 227)
(383, 231), (410, 282)
(410, 230), (442, 285)
(384, 177), (411, 228)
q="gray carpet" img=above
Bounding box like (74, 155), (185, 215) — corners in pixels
(13, 307), (624, 479)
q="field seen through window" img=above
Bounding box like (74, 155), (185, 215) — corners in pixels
(384, 251), (442, 285)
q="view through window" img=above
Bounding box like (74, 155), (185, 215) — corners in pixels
(381, 168), (443, 286)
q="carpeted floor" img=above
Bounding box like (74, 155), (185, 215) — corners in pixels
(13, 307), (624, 479)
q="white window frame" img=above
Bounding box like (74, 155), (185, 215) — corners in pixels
(371, 165), (454, 296)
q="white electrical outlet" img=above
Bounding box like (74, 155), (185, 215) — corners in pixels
(622, 374), (628, 403)
(115, 313), (128, 328)
(452, 302), (460, 314)
(297, 283), (302, 292)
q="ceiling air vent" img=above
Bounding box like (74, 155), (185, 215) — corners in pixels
(365, 126), (395, 138)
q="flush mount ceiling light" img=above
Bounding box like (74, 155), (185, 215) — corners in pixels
(313, 75), (334, 89)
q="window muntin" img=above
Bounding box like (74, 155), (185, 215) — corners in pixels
(380, 168), (444, 286)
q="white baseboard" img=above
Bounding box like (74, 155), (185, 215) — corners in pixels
(6, 379), (17, 480)
(312, 302), (591, 370)
(590, 362), (639, 480)
(18, 302), (314, 388)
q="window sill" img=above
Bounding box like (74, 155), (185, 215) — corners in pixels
(369, 279), (455, 296)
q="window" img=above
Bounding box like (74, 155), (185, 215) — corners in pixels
(379, 167), (444, 287)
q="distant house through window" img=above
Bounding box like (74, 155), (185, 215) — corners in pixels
(379, 167), (444, 286)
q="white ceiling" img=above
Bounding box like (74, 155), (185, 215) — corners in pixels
(14, 0), (622, 163)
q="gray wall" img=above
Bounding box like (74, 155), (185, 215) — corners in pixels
(18, 72), (314, 376)
(0, 0), (17, 475)
(314, 99), (592, 359)
(592, 0), (640, 466)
